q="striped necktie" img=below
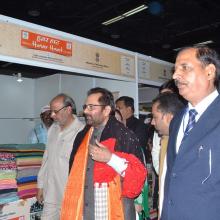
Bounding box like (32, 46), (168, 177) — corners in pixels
(184, 109), (198, 138)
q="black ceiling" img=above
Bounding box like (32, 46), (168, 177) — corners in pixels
(1, 0), (220, 78)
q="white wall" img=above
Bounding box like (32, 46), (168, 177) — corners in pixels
(35, 74), (136, 115)
(95, 78), (136, 99)
(0, 75), (35, 144)
(138, 87), (159, 103)
(0, 73), (151, 144)
(35, 74), (61, 116)
(59, 74), (94, 114)
(95, 78), (137, 114)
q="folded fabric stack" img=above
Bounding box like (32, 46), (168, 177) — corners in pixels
(0, 144), (45, 201)
(0, 152), (19, 204)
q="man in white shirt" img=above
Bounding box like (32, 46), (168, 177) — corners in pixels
(161, 46), (220, 220)
(37, 93), (84, 220)
(151, 92), (184, 217)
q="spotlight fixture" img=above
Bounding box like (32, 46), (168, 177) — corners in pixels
(27, 1), (41, 17)
(194, 40), (214, 46)
(28, 10), (40, 17)
(102, 4), (148, 26)
(17, 73), (23, 83)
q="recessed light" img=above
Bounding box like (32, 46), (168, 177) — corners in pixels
(28, 10), (40, 17)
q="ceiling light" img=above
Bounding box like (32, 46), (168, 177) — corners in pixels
(111, 33), (120, 39)
(194, 40), (214, 46)
(28, 10), (40, 17)
(17, 73), (23, 83)
(102, 4), (148, 26)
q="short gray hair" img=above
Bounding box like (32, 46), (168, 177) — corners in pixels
(51, 93), (77, 114)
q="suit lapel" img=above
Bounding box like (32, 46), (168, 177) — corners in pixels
(167, 109), (185, 168)
(178, 96), (220, 156)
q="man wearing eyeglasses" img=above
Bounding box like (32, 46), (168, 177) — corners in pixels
(37, 93), (84, 220)
(60, 87), (147, 220)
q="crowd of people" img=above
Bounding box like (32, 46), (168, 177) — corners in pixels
(31, 45), (220, 220)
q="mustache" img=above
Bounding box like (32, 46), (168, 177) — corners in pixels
(174, 79), (188, 87)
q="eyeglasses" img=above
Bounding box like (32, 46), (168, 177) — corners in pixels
(51, 106), (67, 115)
(83, 104), (106, 111)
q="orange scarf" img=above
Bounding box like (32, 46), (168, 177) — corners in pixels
(60, 128), (124, 220)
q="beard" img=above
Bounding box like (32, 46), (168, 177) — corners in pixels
(85, 115), (93, 125)
(84, 114), (105, 127)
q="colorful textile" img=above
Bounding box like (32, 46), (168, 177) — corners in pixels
(0, 157), (17, 170)
(17, 165), (41, 170)
(0, 179), (17, 189)
(135, 179), (150, 219)
(94, 183), (108, 219)
(0, 144), (45, 152)
(0, 163), (17, 170)
(17, 168), (40, 179)
(17, 188), (37, 199)
(94, 141), (147, 198)
(15, 152), (44, 157)
(0, 170), (16, 180)
(60, 128), (93, 220)
(18, 182), (37, 191)
(17, 176), (37, 184)
(0, 192), (19, 204)
(0, 152), (15, 161)
(0, 144), (45, 204)
(0, 188), (17, 194)
(16, 157), (42, 166)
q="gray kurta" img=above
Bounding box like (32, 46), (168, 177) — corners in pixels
(37, 115), (84, 219)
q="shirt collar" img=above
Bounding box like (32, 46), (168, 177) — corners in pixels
(188, 90), (219, 116)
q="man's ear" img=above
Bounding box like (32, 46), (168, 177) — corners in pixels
(165, 113), (173, 124)
(206, 64), (216, 80)
(104, 105), (112, 116)
(67, 106), (73, 114)
(127, 106), (133, 114)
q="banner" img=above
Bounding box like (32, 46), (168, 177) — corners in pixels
(21, 30), (72, 57)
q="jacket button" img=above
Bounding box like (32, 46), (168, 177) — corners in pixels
(168, 199), (173, 206)
(172, 173), (177, 178)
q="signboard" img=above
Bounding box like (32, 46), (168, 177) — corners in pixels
(138, 59), (150, 79)
(0, 20), (135, 78)
(21, 30), (72, 56)
(138, 58), (172, 82)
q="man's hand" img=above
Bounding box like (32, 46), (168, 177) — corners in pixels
(37, 188), (44, 204)
(135, 204), (143, 213)
(89, 140), (112, 163)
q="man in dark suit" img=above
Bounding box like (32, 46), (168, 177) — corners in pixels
(161, 45), (220, 220)
(115, 96), (148, 152)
